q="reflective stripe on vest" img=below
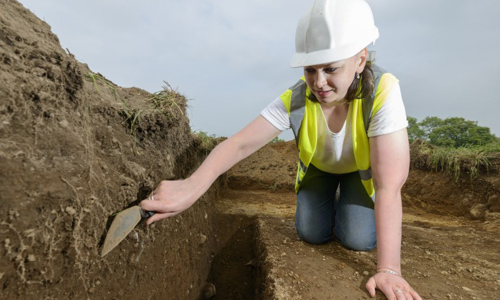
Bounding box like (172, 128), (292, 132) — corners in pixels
(284, 64), (388, 202)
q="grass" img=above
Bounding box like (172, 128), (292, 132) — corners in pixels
(194, 131), (219, 154)
(268, 136), (285, 144)
(412, 140), (498, 181)
(85, 72), (119, 100)
(85, 74), (189, 154)
(148, 81), (184, 115)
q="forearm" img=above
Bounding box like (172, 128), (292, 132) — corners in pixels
(375, 187), (403, 274)
(188, 137), (250, 195)
(187, 116), (281, 198)
(370, 129), (409, 274)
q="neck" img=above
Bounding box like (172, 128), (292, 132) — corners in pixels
(320, 99), (348, 110)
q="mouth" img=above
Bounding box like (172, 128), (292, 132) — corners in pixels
(314, 89), (333, 98)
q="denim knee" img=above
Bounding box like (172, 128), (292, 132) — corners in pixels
(295, 222), (332, 245)
(337, 233), (377, 251)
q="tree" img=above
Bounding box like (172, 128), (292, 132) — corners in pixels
(407, 116), (425, 143)
(407, 116), (496, 147)
(419, 116), (443, 137)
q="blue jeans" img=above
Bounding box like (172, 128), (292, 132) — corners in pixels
(295, 164), (377, 251)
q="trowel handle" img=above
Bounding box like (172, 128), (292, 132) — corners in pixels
(139, 208), (155, 219)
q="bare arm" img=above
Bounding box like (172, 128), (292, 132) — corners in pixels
(141, 115), (281, 223)
(190, 115), (282, 195)
(365, 128), (421, 299)
(371, 129), (409, 273)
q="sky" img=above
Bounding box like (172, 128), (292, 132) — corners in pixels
(18, 0), (500, 140)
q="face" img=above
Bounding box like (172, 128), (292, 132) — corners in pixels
(304, 49), (367, 106)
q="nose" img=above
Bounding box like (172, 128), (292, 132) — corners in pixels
(314, 71), (326, 89)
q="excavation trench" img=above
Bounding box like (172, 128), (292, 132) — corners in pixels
(205, 214), (259, 300)
(202, 188), (298, 300)
(204, 184), (500, 300)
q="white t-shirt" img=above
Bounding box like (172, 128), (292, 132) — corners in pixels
(260, 82), (408, 174)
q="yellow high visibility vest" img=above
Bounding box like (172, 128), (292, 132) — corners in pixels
(280, 64), (398, 201)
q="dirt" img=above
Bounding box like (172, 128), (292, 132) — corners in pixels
(1, 1), (223, 299)
(1, 1), (500, 299)
(222, 141), (500, 299)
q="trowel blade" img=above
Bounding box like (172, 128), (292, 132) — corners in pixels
(101, 206), (143, 257)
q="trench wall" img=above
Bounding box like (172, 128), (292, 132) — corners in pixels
(0, 1), (221, 298)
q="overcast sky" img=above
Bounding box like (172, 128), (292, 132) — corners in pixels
(19, 0), (500, 140)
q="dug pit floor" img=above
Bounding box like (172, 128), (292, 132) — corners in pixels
(207, 188), (500, 300)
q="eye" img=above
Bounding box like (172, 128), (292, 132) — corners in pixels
(304, 68), (315, 74)
(324, 68), (337, 73)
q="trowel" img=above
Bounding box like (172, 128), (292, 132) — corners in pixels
(101, 206), (154, 257)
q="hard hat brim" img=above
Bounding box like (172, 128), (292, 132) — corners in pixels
(290, 29), (379, 68)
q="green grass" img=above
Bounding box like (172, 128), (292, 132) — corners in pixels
(268, 136), (285, 144)
(85, 72), (119, 100)
(413, 141), (498, 181)
(148, 81), (184, 115)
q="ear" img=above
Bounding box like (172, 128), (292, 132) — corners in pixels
(356, 48), (368, 73)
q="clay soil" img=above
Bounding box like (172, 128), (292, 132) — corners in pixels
(2, 1), (500, 299)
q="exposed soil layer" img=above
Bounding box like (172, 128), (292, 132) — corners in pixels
(1, 1), (222, 299)
(2, 1), (500, 300)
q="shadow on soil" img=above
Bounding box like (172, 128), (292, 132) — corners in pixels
(204, 214), (261, 300)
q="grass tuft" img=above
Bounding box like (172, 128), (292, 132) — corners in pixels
(148, 81), (185, 116)
(412, 140), (498, 181)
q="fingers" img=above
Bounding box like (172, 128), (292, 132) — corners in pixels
(367, 273), (421, 300)
(393, 288), (405, 300)
(365, 277), (376, 297)
(402, 289), (413, 300)
(145, 211), (179, 225)
(410, 289), (422, 300)
(139, 198), (169, 212)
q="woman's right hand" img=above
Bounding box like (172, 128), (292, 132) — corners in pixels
(139, 178), (201, 225)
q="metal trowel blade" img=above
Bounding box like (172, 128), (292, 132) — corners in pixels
(101, 206), (143, 257)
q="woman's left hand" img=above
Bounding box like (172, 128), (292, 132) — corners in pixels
(366, 272), (422, 300)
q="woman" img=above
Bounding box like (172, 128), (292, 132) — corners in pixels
(141, 0), (422, 299)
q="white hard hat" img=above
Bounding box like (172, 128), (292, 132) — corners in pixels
(290, 0), (379, 68)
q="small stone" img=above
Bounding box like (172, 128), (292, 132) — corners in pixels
(27, 254), (36, 262)
(201, 283), (216, 299)
(470, 204), (487, 219)
(363, 271), (370, 276)
(59, 120), (69, 128)
(462, 286), (473, 292)
(65, 207), (77, 215)
(199, 234), (207, 245)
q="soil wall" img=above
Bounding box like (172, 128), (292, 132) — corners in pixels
(0, 1), (221, 299)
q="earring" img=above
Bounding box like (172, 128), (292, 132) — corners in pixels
(356, 73), (360, 80)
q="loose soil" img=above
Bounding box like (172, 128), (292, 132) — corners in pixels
(221, 142), (500, 299)
(1, 1), (500, 299)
